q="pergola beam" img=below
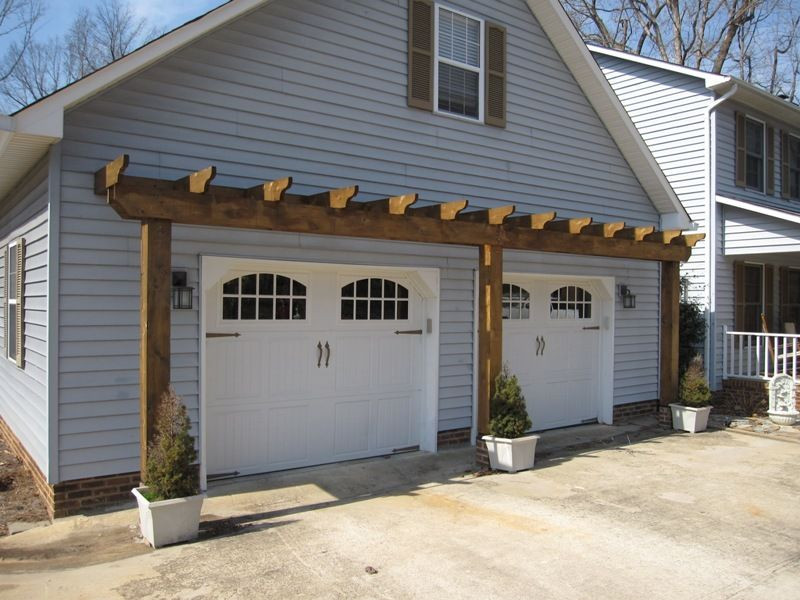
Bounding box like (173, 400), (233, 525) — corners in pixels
(101, 173), (693, 262)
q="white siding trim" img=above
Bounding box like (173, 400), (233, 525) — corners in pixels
(46, 144), (61, 483)
(717, 195), (800, 225)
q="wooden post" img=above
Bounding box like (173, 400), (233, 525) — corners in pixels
(139, 219), (172, 478)
(660, 261), (680, 413)
(478, 244), (503, 435)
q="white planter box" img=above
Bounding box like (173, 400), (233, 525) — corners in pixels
(669, 404), (712, 433)
(132, 486), (205, 548)
(767, 410), (798, 426)
(481, 434), (540, 473)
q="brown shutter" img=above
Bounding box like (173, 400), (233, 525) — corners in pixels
(484, 22), (507, 128)
(735, 112), (746, 187)
(782, 131), (791, 199)
(779, 266), (789, 327)
(764, 264), (774, 333)
(2, 247), (5, 356)
(407, 0), (434, 111)
(766, 126), (775, 195)
(734, 261), (744, 330)
(15, 238), (24, 368)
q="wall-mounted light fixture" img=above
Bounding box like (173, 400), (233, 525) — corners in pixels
(619, 285), (636, 309)
(172, 270), (193, 310)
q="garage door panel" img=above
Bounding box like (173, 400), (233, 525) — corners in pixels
(376, 336), (414, 387)
(333, 400), (371, 456)
(375, 394), (413, 450)
(207, 406), (266, 475)
(208, 339), (263, 401)
(267, 405), (310, 466)
(332, 335), (373, 391)
(265, 336), (315, 397)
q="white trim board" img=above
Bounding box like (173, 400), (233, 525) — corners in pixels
(716, 196), (800, 225)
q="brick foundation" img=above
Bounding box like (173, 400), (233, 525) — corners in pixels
(613, 399), (658, 421)
(475, 437), (489, 469)
(657, 405), (672, 426)
(437, 427), (471, 449)
(0, 416), (54, 519)
(52, 471), (141, 518)
(1, 415), (141, 518)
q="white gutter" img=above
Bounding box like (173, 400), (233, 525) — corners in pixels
(704, 84), (738, 386)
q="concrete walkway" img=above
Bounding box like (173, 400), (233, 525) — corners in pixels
(1, 420), (799, 599)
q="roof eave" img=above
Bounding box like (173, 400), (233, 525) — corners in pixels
(708, 79), (800, 125)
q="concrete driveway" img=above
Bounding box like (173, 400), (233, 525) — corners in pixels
(1, 420), (799, 599)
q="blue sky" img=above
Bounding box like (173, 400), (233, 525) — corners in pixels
(27, 0), (226, 44)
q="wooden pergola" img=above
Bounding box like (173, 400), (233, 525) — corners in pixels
(95, 155), (702, 475)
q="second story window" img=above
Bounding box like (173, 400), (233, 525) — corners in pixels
(435, 6), (482, 120)
(735, 112), (769, 193)
(745, 118), (765, 191)
(785, 134), (800, 200)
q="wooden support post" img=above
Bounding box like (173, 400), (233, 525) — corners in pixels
(478, 244), (503, 435)
(660, 261), (680, 414)
(139, 219), (172, 479)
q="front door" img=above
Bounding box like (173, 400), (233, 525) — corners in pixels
(503, 278), (601, 430)
(205, 263), (425, 477)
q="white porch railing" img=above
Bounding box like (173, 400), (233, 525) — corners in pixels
(723, 326), (800, 382)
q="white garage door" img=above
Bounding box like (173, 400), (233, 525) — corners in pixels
(503, 277), (601, 431)
(205, 264), (425, 477)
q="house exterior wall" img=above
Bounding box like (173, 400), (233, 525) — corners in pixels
(593, 54), (712, 306)
(0, 156), (50, 476)
(56, 0), (663, 481)
(724, 207), (800, 255)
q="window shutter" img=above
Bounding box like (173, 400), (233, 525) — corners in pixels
(782, 131), (791, 199)
(764, 264), (774, 333)
(15, 238), (24, 367)
(484, 22), (507, 128)
(407, 0), (434, 111)
(734, 261), (744, 330)
(735, 112), (746, 188)
(780, 266), (789, 326)
(766, 126), (775, 195)
(2, 247), (5, 356)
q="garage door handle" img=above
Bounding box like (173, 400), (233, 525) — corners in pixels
(317, 341), (323, 368)
(582, 326), (600, 330)
(535, 336), (541, 356)
(206, 332), (241, 339)
(324, 341), (331, 367)
(541, 336), (546, 356)
(395, 329), (423, 335)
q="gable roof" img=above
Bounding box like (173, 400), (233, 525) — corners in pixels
(589, 44), (800, 127)
(0, 0), (688, 227)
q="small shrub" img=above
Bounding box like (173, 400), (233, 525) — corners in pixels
(679, 356), (712, 408)
(488, 365), (532, 438)
(679, 293), (706, 376)
(145, 387), (199, 500)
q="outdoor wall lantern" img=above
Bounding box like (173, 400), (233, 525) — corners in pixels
(172, 271), (194, 310)
(620, 285), (636, 309)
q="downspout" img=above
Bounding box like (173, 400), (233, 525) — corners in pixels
(704, 84), (737, 387)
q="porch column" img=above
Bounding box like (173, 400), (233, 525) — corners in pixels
(478, 244), (503, 435)
(139, 218), (172, 477)
(660, 260), (680, 423)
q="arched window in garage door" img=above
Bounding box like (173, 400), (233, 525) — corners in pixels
(221, 273), (307, 320)
(341, 278), (409, 320)
(502, 283), (531, 319)
(549, 285), (592, 320)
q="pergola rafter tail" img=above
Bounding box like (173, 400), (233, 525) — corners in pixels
(93, 155), (703, 474)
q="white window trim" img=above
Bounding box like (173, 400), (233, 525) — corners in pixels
(744, 114), (766, 194)
(433, 3), (485, 123)
(6, 239), (18, 364)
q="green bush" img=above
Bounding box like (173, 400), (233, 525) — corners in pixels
(679, 356), (712, 408)
(679, 288), (706, 376)
(145, 387), (199, 500)
(488, 365), (532, 438)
